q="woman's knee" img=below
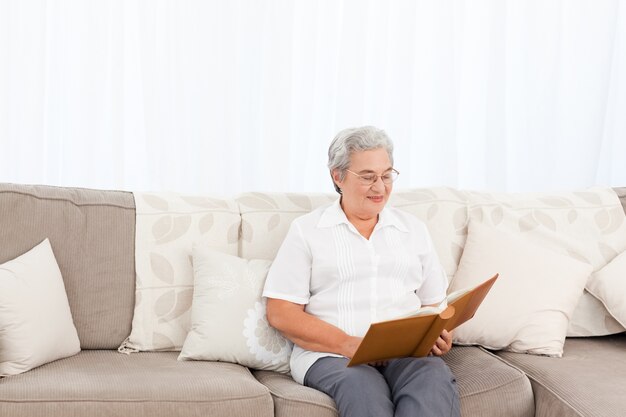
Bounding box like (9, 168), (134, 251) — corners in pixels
(422, 357), (456, 382)
(389, 356), (457, 390)
(389, 357), (459, 414)
(334, 364), (387, 390)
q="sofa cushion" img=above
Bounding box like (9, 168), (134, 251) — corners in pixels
(496, 334), (626, 417)
(614, 187), (626, 215)
(444, 346), (534, 417)
(237, 189), (469, 280)
(0, 183), (135, 349)
(390, 187), (469, 280)
(0, 239), (81, 376)
(464, 187), (626, 337)
(587, 249), (626, 327)
(567, 290), (625, 337)
(451, 221), (591, 356)
(253, 346), (534, 417)
(179, 247), (292, 372)
(0, 351), (273, 417)
(253, 370), (338, 417)
(236, 192), (336, 261)
(122, 192), (241, 352)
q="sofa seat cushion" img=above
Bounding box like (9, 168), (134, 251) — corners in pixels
(253, 370), (338, 417)
(0, 351), (273, 417)
(253, 346), (534, 417)
(496, 333), (626, 417)
(445, 346), (535, 417)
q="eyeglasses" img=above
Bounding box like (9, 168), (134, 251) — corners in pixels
(345, 169), (400, 186)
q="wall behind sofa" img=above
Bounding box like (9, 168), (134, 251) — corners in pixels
(1, 0), (625, 195)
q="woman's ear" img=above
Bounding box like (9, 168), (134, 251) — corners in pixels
(331, 169), (342, 188)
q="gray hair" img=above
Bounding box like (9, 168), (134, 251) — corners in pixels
(327, 126), (394, 194)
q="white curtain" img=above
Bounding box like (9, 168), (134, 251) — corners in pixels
(1, 0), (625, 195)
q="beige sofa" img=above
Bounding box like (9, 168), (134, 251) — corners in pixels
(1, 182), (625, 417)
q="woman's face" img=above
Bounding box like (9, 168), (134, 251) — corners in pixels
(333, 148), (394, 221)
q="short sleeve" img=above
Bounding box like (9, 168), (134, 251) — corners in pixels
(415, 227), (448, 306)
(262, 220), (312, 305)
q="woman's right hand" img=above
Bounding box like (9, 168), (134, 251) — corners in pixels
(340, 336), (386, 366)
(266, 298), (363, 357)
(340, 335), (363, 359)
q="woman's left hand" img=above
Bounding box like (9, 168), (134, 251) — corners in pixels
(430, 329), (453, 356)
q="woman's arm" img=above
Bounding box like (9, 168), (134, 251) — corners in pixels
(266, 298), (362, 358)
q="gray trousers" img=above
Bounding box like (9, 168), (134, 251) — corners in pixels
(304, 356), (460, 417)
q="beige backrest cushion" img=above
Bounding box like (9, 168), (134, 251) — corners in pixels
(237, 188), (468, 283)
(614, 187), (626, 216)
(121, 192), (241, 352)
(0, 183), (136, 349)
(237, 192), (337, 260)
(389, 187), (469, 280)
(464, 187), (626, 337)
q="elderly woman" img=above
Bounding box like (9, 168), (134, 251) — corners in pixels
(263, 126), (460, 417)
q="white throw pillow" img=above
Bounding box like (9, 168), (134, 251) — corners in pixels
(587, 250), (626, 328)
(178, 245), (292, 373)
(450, 221), (592, 357)
(0, 239), (81, 376)
(463, 187), (626, 337)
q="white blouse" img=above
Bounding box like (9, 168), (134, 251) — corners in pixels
(262, 198), (448, 384)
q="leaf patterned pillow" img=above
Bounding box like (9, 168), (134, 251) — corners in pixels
(178, 245), (292, 373)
